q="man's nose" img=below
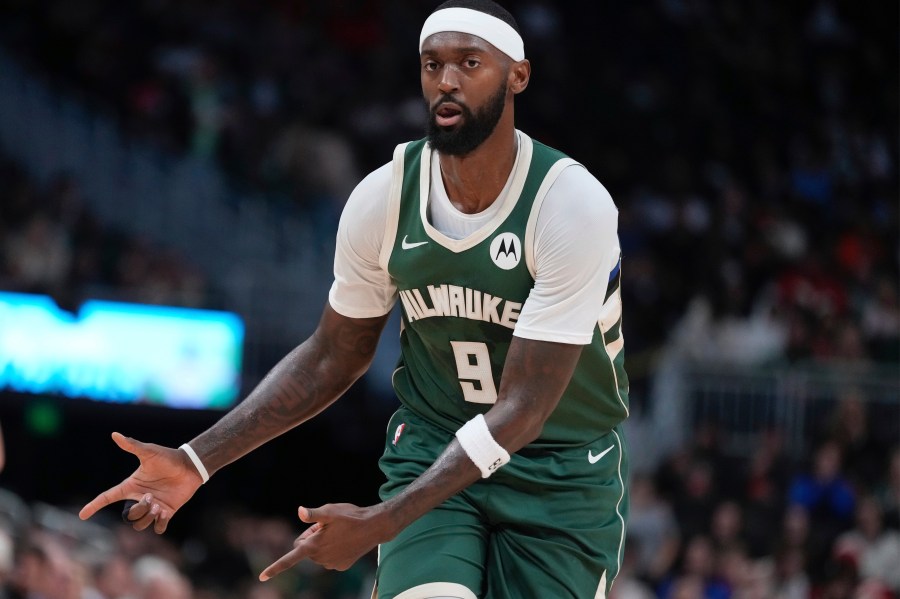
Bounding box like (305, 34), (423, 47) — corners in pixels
(437, 66), (460, 94)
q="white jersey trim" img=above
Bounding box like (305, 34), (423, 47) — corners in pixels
(378, 142), (409, 273)
(392, 582), (477, 599)
(611, 429), (627, 587)
(329, 135), (622, 345)
(599, 295), (623, 334)
(594, 570), (608, 599)
(420, 132), (534, 253)
(524, 157), (580, 279)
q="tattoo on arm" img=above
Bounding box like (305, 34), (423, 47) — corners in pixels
(491, 338), (583, 441)
(193, 306), (389, 471)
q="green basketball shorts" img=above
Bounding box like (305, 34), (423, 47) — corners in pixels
(375, 407), (630, 599)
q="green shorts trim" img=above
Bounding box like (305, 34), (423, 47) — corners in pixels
(375, 408), (629, 599)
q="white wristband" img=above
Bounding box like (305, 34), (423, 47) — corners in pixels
(455, 414), (510, 478)
(179, 443), (210, 484)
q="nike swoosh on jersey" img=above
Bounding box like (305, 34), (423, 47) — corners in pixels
(588, 445), (615, 464)
(401, 235), (429, 250)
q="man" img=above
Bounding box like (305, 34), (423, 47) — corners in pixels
(79, 1), (630, 597)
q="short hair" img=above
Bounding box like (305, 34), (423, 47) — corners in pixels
(431, 0), (521, 35)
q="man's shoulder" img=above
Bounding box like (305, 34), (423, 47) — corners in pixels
(524, 134), (606, 191)
(546, 161), (616, 214)
(400, 137), (429, 151)
(353, 160), (394, 199)
(351, 137), (432, 203)
(529, 135), (572, 163)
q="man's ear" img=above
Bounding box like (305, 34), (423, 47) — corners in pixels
(509, 59), (531, 94)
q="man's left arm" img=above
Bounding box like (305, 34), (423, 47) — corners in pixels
(259, 336), (582, 577)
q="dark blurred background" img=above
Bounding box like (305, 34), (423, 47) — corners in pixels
(0, 1), (897, 598)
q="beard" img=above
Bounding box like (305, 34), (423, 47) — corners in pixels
(426, 81), (508, 156)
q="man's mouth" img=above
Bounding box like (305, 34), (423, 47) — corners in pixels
(434, 103), (463, 127)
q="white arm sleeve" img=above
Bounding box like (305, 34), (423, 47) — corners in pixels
(514, 165), (621, 345)
(327, 162), (398, 318)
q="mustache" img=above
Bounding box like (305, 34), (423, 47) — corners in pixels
(430, 95), (469, 113)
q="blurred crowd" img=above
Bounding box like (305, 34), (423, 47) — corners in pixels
(0, 496), (375, 599)
(613, 391), (900, 599)
(0, 156), (212, 311)
(0, 0), (897, 598)
(0, 393), (897, 599)
(0, 0), (896, 372)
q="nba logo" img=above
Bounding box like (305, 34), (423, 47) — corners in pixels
(392, 423), (406, 445)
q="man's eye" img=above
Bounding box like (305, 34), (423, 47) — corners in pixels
(465, 59), (480, 68)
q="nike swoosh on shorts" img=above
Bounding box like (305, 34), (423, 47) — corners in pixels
(588, 445), (615, 464)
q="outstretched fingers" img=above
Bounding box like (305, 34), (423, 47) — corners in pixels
(79, 483), (128, 520)
(259, 544), (313, 582)
(111, 431), (150, 458)
(79, 432), (153, 521)
(262, 507), (324, 581)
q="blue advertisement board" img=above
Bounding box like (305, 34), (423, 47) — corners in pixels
(0, 291), (244, 408)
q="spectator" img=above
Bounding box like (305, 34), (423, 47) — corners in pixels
(788, 440), (856, 534)
(7, 533), (89, 599)
(3, 213), (72, 295)
(710, 500), (746, 553)
(822, 389), (889, 489)
(757, 544), (812, 599)
(672, 459), (720, 542)
(92, 555), (136, 599)
(814, 556), (860, 599)
(787, 440), (858, 586)
(626, 473), (681, 584)
(609, 537), (656, 599)
(715, 542), (767, 599)
(0, 526), (12, 599)
(743, 428), (793, 557)
(132, 555), (193, 599)
(658, 534), (731, 599)
(874, 446), (900, 531)
(8, 538), (50, 599)
(861, 275), (900, 362)
(832, 494), (900, 593)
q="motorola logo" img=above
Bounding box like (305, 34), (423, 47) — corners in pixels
(490, 233), (521, 270)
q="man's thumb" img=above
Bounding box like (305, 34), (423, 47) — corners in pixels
(111, 431), (140, 455)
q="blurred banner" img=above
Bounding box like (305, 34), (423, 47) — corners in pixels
(0, 291), (243, 408)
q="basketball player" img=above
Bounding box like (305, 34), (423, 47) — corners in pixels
(80, 1), (631, 596)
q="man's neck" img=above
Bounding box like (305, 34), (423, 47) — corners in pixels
(437, 123), (518, 215)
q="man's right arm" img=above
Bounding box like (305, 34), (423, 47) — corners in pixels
(190, 304), (390, 474)
(80, 160), (397, 531)
(79, 305), (389, 531)
(198, 159), (397, 470)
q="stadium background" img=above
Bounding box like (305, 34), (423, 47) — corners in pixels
(0, 0), (897, 598)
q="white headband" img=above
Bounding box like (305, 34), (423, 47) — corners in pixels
(419, 7), (525, 61)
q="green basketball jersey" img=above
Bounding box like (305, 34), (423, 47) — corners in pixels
(386, 133), (629, 448)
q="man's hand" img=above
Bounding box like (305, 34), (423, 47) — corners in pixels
(78, 432), (204, 533)
(259, 503), (389, 580)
